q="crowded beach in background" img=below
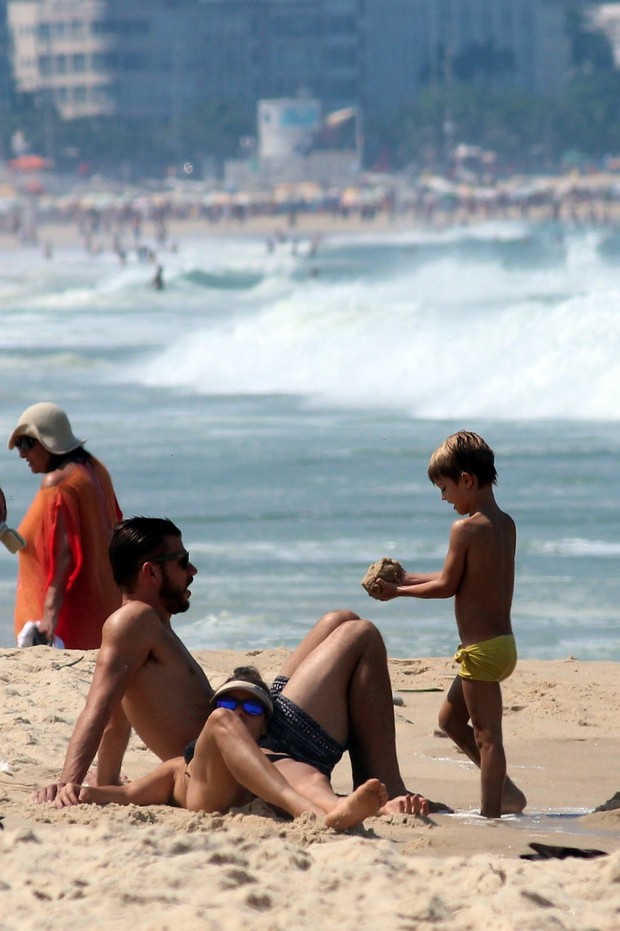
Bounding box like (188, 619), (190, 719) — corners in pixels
(3, 164), (620, 256)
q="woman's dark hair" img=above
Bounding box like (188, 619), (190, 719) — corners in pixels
(47, 446), (94, 471)
(226, 666), (271, 695)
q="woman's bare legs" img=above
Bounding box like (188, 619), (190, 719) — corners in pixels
(279, 613), (430, 810)
(185, 708), (324, 818)
(186, 709), (386, 830)
(274, 758), (387, 830)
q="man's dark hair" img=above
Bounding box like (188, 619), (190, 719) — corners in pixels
(109, 516), (182, 590)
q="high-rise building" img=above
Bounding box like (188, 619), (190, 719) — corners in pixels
(5, 0), (572, 124)
(360, 0), (570, 118)
(0, 0), (16, 154)
(8, 0), (114, 119)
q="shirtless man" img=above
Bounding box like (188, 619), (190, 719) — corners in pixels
(34, 517), (444, 814)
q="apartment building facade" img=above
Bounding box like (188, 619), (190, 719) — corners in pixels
(6, 0), (571, 123)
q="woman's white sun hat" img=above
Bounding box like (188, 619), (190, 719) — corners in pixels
(8, 402), (85, 455)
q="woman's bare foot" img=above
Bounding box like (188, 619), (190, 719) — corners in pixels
(325, 779), (388, 831)
(286, 792), (325, 819)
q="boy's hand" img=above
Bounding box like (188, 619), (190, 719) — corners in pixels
(361, 557), (404, 599)
(372, 578), (398, 600)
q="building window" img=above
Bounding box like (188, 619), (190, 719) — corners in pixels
(92, 52), (116, 71)
(70, 20), (85, 40)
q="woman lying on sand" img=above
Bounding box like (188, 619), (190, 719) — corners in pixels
(59, 667), (387, 832)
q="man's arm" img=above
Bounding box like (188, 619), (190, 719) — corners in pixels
(33, 606), (154, 803)
(94, 701), (132, 786)
(374, 520), (469, 601)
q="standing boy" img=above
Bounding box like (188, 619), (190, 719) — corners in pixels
(372, 431), (526, 818)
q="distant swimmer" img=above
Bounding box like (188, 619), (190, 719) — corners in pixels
(151, 265), (164, 290)
(307, 233), (322, 258)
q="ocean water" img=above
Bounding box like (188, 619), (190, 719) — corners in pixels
(1, 218), (620, 660)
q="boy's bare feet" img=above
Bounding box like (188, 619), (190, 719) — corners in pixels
(325, 778), (388, 831)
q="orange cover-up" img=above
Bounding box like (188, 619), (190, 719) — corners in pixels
(15, 457), (122, 649)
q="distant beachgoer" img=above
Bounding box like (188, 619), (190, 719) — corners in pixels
(306, 233), (322, 258)
(151, 265), (164, 290)
(370, 431), (526, 818)
(8, 402), (122, 649)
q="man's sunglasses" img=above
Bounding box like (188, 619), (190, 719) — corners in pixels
(215, 698), (266, 716)
(148, 548), (190, 570)
(15, 436), (36, 452)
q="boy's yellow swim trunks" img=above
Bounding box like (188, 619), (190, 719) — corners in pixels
(454, 633), (517, 682)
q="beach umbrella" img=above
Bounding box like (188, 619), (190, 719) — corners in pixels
(8, 154), (52, 172)
(22, 179), (45, 194)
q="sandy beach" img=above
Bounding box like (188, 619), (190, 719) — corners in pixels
(0, 207), (442, 255)
(1, 646), (619, 929)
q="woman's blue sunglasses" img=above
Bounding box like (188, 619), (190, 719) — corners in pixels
(215, 698), (265, 716)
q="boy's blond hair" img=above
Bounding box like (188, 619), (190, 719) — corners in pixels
(427, 431), (497, 487)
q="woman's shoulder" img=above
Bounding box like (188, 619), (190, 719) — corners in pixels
(40, 461), (79, 489)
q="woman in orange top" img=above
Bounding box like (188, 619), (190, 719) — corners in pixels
(8, 402), (122, 649)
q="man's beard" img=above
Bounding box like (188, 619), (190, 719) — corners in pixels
(159, 571), (191, 615)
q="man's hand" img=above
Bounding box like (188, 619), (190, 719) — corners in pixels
(32, 782), (62, 804)
(54, 783), (84, 808)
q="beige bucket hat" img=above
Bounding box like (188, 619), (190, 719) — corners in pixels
(8, 402), (85, 455)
